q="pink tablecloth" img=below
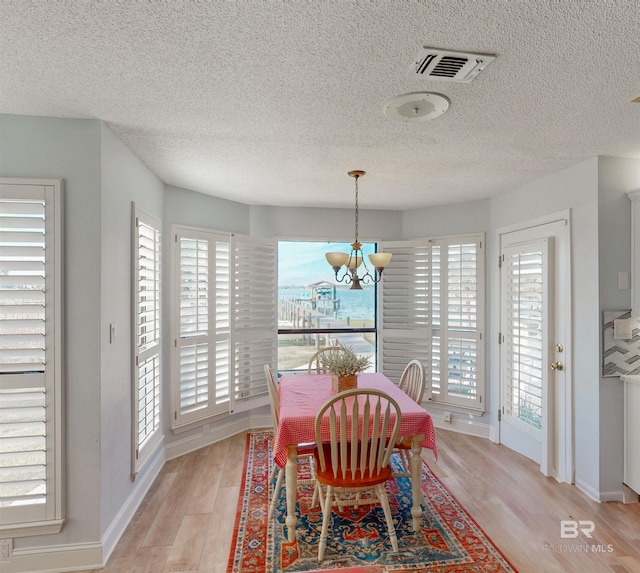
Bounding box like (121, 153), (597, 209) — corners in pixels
(273, 372), (438, 468)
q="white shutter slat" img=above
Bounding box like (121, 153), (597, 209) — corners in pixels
(0, 195), (47, 377)
(504, 245), (543, 429)
(231, 235), (276, 412)
(379, 240), (431, 385)
(0, 387), (47, 509)
(173, 230), (231, 427)
(179, 342), (209, 414)
(433, 236), (483, 408)
(132, 207), (162, 476)
(0, 181), (64, 531)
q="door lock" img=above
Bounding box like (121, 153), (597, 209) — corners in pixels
(550, 361), (564, 371)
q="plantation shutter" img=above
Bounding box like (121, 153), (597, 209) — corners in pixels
(230, 234), (276, 413)
(379, 234), (484, 411)
(378, 240), (431, 389)
(431, 235), (484, 409)
(502, 241), (546, 429)
(0, 180), (64, 535)
(132, 206), (162, 476)
(173, 229), (230, 427)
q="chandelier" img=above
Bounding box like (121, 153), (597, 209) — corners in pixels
(325, 170), (392, 290)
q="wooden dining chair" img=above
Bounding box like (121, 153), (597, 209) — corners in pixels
(307, 346), (348, 374)
(393, 359), (426, 477)
(264, 365), (317, 521)
(313, 388), (401, 562)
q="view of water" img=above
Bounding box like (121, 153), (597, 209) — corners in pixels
(278, 286), (375, 321)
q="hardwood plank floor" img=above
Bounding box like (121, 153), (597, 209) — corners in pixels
(78, 429), (640, 573)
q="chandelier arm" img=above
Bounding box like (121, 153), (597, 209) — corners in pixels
(334, 268), (353, 285)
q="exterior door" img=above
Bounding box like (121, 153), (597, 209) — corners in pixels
(499, 214), (572, 482)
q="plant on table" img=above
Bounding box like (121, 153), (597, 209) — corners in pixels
(324, 345), (372, 391)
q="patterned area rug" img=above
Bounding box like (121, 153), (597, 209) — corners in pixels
(227, 432), (517, 573)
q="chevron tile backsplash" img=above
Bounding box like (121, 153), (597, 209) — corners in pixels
(602, 310), (640, 377)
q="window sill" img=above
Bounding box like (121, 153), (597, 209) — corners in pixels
(0, 518), (65, 538)
(424, 399), (485, 416)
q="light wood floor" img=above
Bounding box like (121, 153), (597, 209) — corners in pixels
(78, 429), (640, 573)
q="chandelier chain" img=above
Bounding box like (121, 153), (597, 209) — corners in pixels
(324, 169), (391, 289)
(354, 174), (359, 244)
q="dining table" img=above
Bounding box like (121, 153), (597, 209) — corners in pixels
(273, 371), (438, 542)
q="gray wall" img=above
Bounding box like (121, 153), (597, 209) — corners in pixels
(0, 114), (103, 548)
(250, 205), (403, 241)
(597, 156), (640, 497)
(402, 198), (490, 239)
(401, 199), (491, 426)
(490, 157), (601, 494)
(99, 124), (164, 535)
(161, 186), (250, 449)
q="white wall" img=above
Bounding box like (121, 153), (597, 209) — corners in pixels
(99, 125), (165, 538)
(0, 115), (103, 550)
(402, 198), (490, 239)
(490, 158), (601, 495)
(250, 205), (403, 241)
(597, 156), (640, 498)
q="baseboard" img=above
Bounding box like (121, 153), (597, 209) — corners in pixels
(4, 541), (102, 573)
(428, 410), (491, 439)
(101, 438), (165, 563)
(622, 484), (640, 503)
(599, 490), (624, 502)
(575, 477), (602, 502)
(597, 485), (640, 503)
(165, 411), (272, 461)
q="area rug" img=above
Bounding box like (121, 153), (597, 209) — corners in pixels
(227, 432), (517, 573)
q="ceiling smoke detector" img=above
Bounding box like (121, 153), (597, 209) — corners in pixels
(384, 92), (450, 123)
(411, 47), (496, 83)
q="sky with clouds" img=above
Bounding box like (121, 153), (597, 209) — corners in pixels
(278, 240), (376, 287)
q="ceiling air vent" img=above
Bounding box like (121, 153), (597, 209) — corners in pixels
(411, 47), (496, 83)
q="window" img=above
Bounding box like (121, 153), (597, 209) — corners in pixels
(277, 241), (377, 373)
(132, 205), (162, 477)
(0, 179), (64, 537)
(171, 226), (275, 430)
(380, 234), (484, 410)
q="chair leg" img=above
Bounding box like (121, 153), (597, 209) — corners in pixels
(318, 485), (333, 562)
(269, 467), (284, 521)
(400, 449), (410, 474)
(377, 484), (399, 553)
(311, 481), (320, 508)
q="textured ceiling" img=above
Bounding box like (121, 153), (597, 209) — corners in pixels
(2, 1), (640, 210)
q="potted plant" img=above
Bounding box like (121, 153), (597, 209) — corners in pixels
(324, 345), (372, 392)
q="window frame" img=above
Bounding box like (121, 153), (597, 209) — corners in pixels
(131, 204), (163, 479)
(170, 225), (275, 432)
(276, 239), (379, 374)
(379, 233), (485, 412)
(0, 178), (65, 538)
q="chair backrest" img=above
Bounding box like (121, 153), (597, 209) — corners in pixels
(399, 359), (425, 405)
(314, 389), (401, 480)
(264, 364), (280, 429)
(308, 346), (348, 374)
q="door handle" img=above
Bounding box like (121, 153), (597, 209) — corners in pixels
(550, 361), (564, 371)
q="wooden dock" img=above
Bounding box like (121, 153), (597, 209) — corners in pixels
(278, 297), (374, 354)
